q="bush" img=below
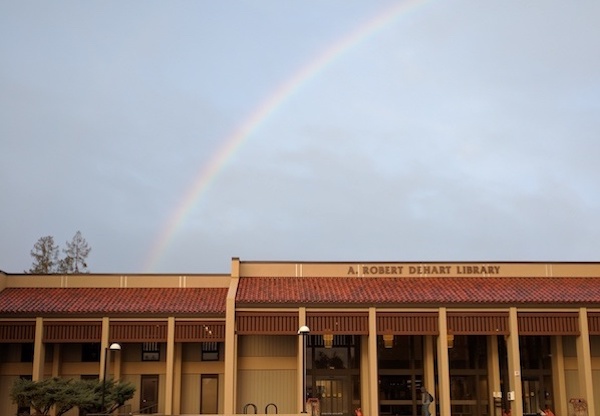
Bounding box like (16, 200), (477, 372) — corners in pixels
(11, 377), (135, 416)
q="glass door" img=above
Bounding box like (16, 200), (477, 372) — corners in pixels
(522, 379), (541, 416)
(315, 376), (349, 416)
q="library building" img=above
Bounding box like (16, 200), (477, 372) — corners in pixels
(1, 259), (599, 416)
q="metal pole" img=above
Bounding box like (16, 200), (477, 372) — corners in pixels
(100, 343), (121, 414)
(298, 325), (310, 413)
(101, 347), (108, 413)
(302, 333), (306, 413)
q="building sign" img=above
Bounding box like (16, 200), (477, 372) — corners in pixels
(346, 264), (502, 276)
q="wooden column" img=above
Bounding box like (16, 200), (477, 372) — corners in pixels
(367, 307), (378, 416)
(32, 317), (45, 381)
(436, 308), (450, 416)
(506, 308), (523, 416)
(576, 308), (595, 414)
(164, 316), (175, 415)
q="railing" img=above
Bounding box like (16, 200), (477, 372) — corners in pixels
(87, 403), (159, 415)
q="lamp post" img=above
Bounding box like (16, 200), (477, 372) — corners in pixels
(298, 325), (310, 413)
(101, 343), (121, 414)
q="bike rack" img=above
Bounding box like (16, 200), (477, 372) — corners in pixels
(243, 403), (258, 414)
(265, 403), (278, 414)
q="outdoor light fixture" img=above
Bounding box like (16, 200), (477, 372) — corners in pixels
(383, 334), (394, 349)
(323, 333), (334, 348)
(447, 333), (455, 349)
(101, 343), (122, 413)
(298, 325), (310, 413)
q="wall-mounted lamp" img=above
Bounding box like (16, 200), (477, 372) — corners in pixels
(323, 333), (334, 348)
(383, 334), (394, 349)
(447, 333), (455, 349)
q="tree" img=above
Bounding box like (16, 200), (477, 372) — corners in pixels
(59, 231), (91, 273)
(27, 236), (59, 273)
(80, 378), (136, 415)
(10, 377), (135, 416)
(27, 232), (92, 274)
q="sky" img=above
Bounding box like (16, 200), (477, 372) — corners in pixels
(1, 1), (600, 274)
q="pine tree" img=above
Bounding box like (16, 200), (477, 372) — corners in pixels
(60, 231), (91, 273)
(27, 236), (59, 273)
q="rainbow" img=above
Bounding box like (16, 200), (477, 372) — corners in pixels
(143, 0), (431, 271)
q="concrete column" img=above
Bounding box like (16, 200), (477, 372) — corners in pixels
(32, 317), (45, 381)
(436, 308), (450, 416)
(551, 336), (567, 416)
(172, 343), (183, 416)
(487, 335), (501, 416)
(367, 307), (379, 416)
(224, 258), (240, 415)
(576, 308), (595, 414)
(99, 317), (109, 380)
(164, 316), (176, 415)
(506, 307), (523, 416)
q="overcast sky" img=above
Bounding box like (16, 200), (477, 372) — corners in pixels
(2, 1), (599, 274)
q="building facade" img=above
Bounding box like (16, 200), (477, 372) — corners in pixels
(1, 259), (599, 416)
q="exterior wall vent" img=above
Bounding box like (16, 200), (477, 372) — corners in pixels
(0, 321), (36, 342)
(43, 321), (102, 342)
(175, 321), (225, 341)
(376, 312), (439, 335)
(110, 321), (168, 342)
(307, 312), (369, 334)
(236, 312), (299, 335)
(447, 312), (509, 335)
(518, 312), (580, 335)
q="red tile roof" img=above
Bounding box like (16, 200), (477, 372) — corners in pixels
(235, 276), (600, 306)
(0, 287), (227, 316)
(2, 276), (598, 316)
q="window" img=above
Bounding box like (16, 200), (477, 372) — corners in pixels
(201, 342), (220, 361)
(20, 343), (34, 363)
(81, 343), (100, 362)
(142, 342), (160, 361)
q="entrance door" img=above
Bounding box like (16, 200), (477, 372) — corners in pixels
(522, 379), (541, 416)
(315, 377), (349, 416)
(140, 375), (159, 414)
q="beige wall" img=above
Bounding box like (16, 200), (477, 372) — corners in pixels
(236, 335), (298, 414)
(3, 273), (230, 288)
(238, 261), (600, 278)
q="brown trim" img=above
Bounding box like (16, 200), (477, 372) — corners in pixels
(588, 312), (600, 335)
(447, 312), (509, 335)
(43, 321), (102, 342)
(518, 312), (580, 335)
(306, 312), (369, 334)
(236, 312), (299, 335)
(377, 312), (439, 335)
(175, 321), (225, 341)
(110, 321), (168, 342)
(0, 321), (36, 343)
